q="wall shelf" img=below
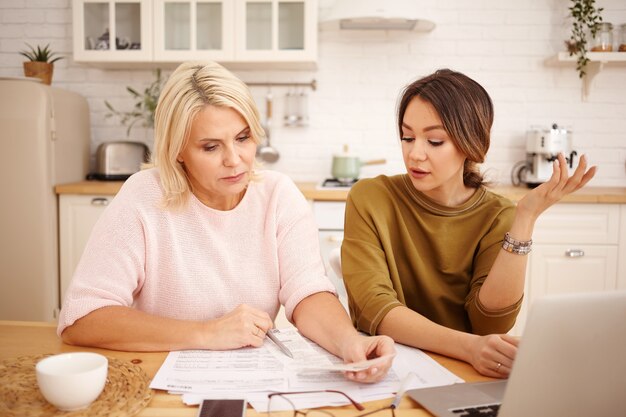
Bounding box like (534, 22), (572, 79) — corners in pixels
(557, 51), (626, 63)
(553, 52), (626, 100)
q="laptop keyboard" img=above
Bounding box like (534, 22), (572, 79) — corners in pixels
(450, 403), (501, 416)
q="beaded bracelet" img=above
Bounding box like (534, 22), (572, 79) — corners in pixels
(501, 232), (532, 255)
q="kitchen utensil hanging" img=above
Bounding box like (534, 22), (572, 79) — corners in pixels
(284, 87), (309, 127)
(297, 88), (309, 126)
(284, 88), (298, 126)
(256, 92), (280, 163)
(244, 79), (316, 129)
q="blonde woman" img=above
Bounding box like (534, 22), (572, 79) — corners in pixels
(59, 61), (394, 383)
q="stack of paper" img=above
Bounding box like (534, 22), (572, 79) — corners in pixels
(149, 328), (463, 411)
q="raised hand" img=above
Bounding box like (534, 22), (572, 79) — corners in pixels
(517, 153), (596, 220)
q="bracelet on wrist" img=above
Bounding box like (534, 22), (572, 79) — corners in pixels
(501, 232), (532, 255)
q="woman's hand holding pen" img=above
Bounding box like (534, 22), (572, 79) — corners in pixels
(202, 304), (273, 350)
(340, 334), (396, 383)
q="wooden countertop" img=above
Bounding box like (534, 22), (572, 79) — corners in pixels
(55, 180), (626, 204)
(55, 180), (125, 196)
(0, 321), (490, 416)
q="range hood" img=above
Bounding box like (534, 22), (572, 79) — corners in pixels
(319, 0), (435, 32)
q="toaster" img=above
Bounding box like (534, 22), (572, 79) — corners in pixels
(89, 141), (150, 181)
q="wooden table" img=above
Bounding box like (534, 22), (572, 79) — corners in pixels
(0, 321), (492, 417)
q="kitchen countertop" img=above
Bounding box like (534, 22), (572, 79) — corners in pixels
(55, 180), (626, 204)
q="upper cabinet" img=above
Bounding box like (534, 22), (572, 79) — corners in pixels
(72, 0), (153, 62)
(235, 1), (317, 64)
(153, 0), (235, 62)
(72, 0), (317, 68)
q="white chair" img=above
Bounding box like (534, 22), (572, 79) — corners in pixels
(275, 248), (346, 328)
(328, 246), (343, 280)
(328, 247), (349, 311)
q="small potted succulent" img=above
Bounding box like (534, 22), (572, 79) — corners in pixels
(19, 43), (64, 85)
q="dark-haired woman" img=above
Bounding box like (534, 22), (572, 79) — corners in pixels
(341, 69), (595, 378)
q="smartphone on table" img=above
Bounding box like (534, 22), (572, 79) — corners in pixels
(197, 399), (247, 417)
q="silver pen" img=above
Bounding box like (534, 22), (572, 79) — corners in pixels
(391, 373), (415, 409)
(266, 329), (294, 359)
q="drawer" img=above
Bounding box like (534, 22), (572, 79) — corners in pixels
(528, 243), (618, 299)
(532, 204), (619, 245)
(312, 201), (346, 230)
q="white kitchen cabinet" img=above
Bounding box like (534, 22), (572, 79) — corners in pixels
(72, 0), (153, 61)
(528, 245), (617, 295)
(58, 194), (111, 304)
(234, 0), (317, 64)
(153, 0), (235, 61)
(73, 0), (317, 66)
(510, 203), (621, 336)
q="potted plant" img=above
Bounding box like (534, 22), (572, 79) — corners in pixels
(105, 69), (164, 137)
(567, 0), (604, 78)
(19, 43), (64, 85)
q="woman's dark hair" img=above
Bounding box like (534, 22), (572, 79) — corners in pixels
(397, 69), (494, 188)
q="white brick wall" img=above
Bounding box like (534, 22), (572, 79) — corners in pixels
(1, 0), (625, 186)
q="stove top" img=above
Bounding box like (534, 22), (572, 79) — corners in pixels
(318, 178), (358, 189)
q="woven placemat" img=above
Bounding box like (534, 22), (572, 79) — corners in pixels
(0, 353), (153, 417)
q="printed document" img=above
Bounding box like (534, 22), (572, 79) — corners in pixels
(150, 328), (463, 410)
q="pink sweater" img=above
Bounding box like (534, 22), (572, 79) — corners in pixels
(57, 169), (336, 335)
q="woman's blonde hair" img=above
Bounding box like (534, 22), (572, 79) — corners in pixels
(152, 61), (264, 209)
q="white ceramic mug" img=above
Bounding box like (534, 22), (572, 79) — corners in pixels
(36, 352), (108, 411)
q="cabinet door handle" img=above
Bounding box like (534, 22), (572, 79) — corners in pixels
(565, 249), (585, 258)
(91, 197), (110, 206)
(326, 235), (343, 243)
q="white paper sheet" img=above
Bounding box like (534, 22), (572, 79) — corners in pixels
(266, 327), (396, 372)
(150, 328), (463, 412)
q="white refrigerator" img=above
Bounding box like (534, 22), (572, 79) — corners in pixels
(0, 78), (90, 321)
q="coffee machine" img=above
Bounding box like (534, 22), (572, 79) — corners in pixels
(514, 124), (577, 188)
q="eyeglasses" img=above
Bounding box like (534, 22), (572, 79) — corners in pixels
(267, 390), (396, 417)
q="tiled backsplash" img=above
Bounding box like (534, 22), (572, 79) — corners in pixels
(1, 0), (625, 186)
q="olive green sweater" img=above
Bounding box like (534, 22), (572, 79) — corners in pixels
(342, 174), (522, 336)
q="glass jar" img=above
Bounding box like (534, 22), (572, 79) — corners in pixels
(591, 22), (613, 52)
(620, 24), (626, 52)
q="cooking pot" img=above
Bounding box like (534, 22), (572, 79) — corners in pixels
(331, 145), (386, 182)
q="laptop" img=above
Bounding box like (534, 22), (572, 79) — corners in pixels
(406, 291), (626, 417)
